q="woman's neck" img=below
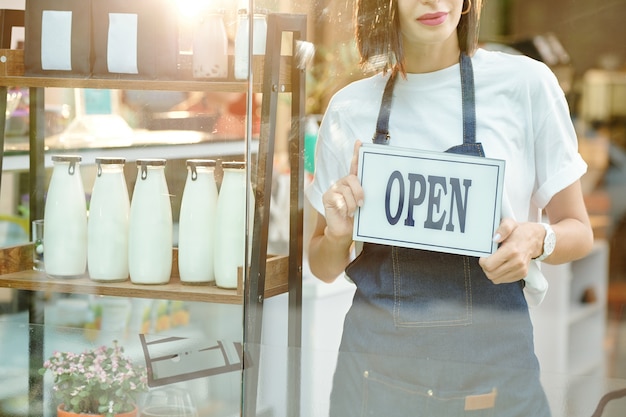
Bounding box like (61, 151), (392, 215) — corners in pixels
(402, 38), (462, 74)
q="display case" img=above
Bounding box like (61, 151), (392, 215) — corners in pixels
(0, 6), (306, 417)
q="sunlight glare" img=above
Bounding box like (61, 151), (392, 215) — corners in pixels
(176, 0), (206, 21)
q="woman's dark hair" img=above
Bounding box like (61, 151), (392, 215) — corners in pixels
(355, 0), (483, 74)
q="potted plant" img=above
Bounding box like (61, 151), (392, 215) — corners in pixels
(39, 340), (148, 417)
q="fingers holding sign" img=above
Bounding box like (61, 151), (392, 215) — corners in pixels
(479, 218), (542, 284)
(322, 141), (364, 239)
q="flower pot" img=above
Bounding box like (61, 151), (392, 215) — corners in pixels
(57, 404), (137, 417)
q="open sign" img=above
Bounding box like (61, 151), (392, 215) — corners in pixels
(353, 144), (505, 257)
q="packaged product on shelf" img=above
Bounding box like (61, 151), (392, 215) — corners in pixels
(24, 0), (92, 77)
(192, 10), (228, 79)
(170, 300), (190, 328)
(91, 0), (178, 79)
(153, 299), (171, 333)
(234, 9), (267, 80)
(98, 296), (131, 338)
(128, 298), (154, 335)
(128, 159), (173, 284)
(52, 296), (89, 329)
(83, 295), (103, 341)
(178, 159), (218, 284)
(88, 157), (130, 282)
(43, 155), (87, 278)
(214, 161), (253, 289)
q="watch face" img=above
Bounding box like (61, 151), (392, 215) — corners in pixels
(544, 226), (556, 255)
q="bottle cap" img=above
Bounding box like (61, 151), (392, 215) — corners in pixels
(221, 161), (246, 169)
(136, 158), (167, 167)
(96, 157), (126, 165)
(51, 155), (82, 163)
(186, 159), (216, 168)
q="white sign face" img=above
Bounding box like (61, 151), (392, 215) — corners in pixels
(353, 144), (505, 257)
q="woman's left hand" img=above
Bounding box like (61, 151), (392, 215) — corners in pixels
(478, 218), (544, 284)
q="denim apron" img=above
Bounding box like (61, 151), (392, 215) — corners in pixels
(329, 54), (551, 417)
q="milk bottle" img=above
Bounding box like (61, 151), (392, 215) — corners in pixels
(234, 10), (267, 80)
(192, 11), (228, 79)
(178, 159), (218, 283)
(44, 155), (87, 278)
(128, 159), (172, 284)
(214, 161), (253, 288)
(88, 157), (130, 281)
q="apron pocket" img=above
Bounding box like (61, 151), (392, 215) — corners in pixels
(360, 369), (496, 417)
(392, 247), (472, 328)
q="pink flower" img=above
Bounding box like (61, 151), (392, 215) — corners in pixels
(38, 340), (148, 417)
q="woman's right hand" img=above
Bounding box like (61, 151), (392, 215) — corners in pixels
(321, 140), (364, 241)
(308, 141), (364, 282)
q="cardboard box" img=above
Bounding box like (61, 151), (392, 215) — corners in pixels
(0, 49), (24, 76)
(91, 0), (178, 79)
(24, 0), (92, 77)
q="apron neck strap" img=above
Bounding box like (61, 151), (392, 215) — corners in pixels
(460, 52), (476, 145)
(372, 52), (476, 145)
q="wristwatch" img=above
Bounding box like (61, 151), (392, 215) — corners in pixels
(534, 223), (556, 262)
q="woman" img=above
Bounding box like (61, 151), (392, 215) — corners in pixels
(305, 0), (594, 416)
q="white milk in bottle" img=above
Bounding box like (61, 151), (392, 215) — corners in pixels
(192, 11), (228, 79)
(214, 161), (253, 289)
(234, 9), (267, 80)
(88, 157), (130, 281)
(44, 155), (87, 278)
(128, 159), (172, 284)
(178, 159), (218, 283)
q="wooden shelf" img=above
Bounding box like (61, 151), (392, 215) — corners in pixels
(0, 75), (249, 92)
(0, 270), (246, 303)
(0, 244), (288, 304)
(0, 55), (292, 93)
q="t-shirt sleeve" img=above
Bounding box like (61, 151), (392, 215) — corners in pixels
(304, 106), (355, 215)
(530, 64), (587, 209)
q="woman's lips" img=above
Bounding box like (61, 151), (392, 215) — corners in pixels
(417, 12), (448, 26)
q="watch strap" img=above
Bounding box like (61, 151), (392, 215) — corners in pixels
(534, 222), (555, 262)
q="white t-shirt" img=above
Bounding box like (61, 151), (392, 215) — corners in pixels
(306, 48), (587, 224)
